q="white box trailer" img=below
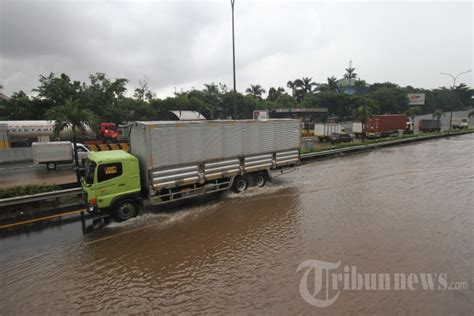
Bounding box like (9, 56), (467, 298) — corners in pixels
(32, 141), (89, 170)
(129, 119), (301, 203)
(314, 123), (343, 141)
(352, 122), (363, 137)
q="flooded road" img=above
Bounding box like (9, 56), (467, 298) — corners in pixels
(1, 134), (473, 314)
(0, 162), (76, 188)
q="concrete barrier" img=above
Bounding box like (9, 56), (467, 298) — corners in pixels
(0, 147), (33, 163)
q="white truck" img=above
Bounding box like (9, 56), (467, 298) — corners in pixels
(81, 119), (301, 221)
(352, 122), (363, 137)
(451, 117), (469, 129)
(32, 141), (90, 170)
(314, 123), (343, 142)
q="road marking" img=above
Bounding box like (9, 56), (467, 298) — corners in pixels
(0, 209), (84, 229)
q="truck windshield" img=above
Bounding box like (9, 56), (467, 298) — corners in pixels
(84, 159), (96, 185)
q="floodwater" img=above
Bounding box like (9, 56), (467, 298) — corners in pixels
(1, 134), (473, 314)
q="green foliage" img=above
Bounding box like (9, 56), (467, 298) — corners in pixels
(0, 184), (60, 199)
(0, 71), (471, 123)
(46, 98), (97, 138)
(367, 86), (408, 114)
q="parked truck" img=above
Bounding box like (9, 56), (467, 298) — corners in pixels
(418, 119), (441, 132)
(32, 141), (90, 170)
(365, 114), (407, 138)
(81, 119), (301, 221)
(451, 117), (469, 129)
(352, 122), (363, 137)
(314, 123), (343, 142)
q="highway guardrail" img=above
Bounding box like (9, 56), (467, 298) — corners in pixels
(0, 187), (82, 208)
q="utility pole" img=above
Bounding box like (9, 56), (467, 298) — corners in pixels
(440, 70), (472, 132)
(231, 0), (237, 119)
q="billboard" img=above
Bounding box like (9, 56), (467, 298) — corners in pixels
(407, 93), (425, 105)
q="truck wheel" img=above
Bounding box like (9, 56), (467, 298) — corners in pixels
(232, 176), (248, 193)
(46, 162), (56, 171)
(112, 200), (139, 222)
(254, 173), (266, 187)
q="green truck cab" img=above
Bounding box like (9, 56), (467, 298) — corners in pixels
(82, 150), (142, 221)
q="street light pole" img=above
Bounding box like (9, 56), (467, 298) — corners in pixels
(440, 70), (472, 132)
(231, 0), (236, 119)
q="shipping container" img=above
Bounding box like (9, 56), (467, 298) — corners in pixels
(365, 115), (406, 138)
(418, 119), (441, 132)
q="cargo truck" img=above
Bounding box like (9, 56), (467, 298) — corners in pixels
(418, 119), (441, 132)
(352, 122), (363, 137)
(81, 120), (301, 222)
(451, 117), (469, 129)
(32, 141), (90, 170)
(314, 123), (343, 142)
(365, 114), (407, 138)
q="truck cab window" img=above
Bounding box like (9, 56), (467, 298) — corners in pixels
(97, 162), (123, 182)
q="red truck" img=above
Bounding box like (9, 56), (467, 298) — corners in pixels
(83, 122), (120, 145)
(365, 114), (407, 138)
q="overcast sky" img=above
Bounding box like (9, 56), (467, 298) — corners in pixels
(0, 0), (472, 98)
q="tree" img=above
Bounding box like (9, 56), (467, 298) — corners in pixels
(368, 86), (408, 114)
(432, 109), (445, 130)
(344, 66), (357, 81)
(34, 73), (82, 107)
(405, 106), (422, 133)
(46, 98), (96, 183)
(352, 104), (373, 142)
(287, 80), (297, 97)
(301, 77), (317, 95)
(266, 87), (285, 102)
(133, 78), (155, 102)
(327, 76), (338, 93)
(245, 84), (266, 99)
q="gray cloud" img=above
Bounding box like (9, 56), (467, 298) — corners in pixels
(0, 0), (472, 97)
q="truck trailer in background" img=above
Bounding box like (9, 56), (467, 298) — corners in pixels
(81, 119), (301, 221)
(451, 117), (469, 129)
(418, 119), (441, 132)
(314, 123), (343, 141)
(0, 121), (120, 147)
(32, 141), (90, 170)
(365, 114), (407, 138)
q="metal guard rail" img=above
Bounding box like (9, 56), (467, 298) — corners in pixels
(0, 187), (82, 208)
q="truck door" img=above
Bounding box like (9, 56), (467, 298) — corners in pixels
(95, 162), (127, 208)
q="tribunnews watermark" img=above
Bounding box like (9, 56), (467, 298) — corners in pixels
(297, 259), (469, 308)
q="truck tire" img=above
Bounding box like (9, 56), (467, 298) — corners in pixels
(232, 176), (248, 193)
(112, 199), (139, 222)
(254, 172), (266, 188)
(46, 162), (56, 171)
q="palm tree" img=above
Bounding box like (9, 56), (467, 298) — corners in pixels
(246, 84), (266, 99)
(47, 98), (96, 182)
(293, 79), (305, 102)
(301, 77), (316, 95)
(352, 105), (373, 142)
(203, 83), (219, 95)
(432, 109), (444, 131)
(405, 106), (422, 133)
(344, 66), (357, 81)
(327, 76), (338, 93)
(287, 80), (297, 97)
(267, 87), (285, 102)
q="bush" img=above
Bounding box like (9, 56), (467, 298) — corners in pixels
(0, 184), (60, 199)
